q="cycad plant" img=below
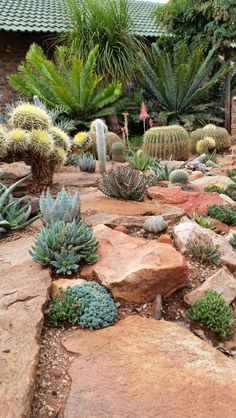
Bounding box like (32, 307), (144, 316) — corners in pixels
(9, 44), (122, 127)
(141, 43), (230, 129)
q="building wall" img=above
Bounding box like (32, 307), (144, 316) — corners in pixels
(0, 31), (54, 109)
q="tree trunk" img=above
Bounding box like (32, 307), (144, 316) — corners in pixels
(31, 158), (55, 192)
(106, 113), (120, 135)
(224, 49), (232, 133)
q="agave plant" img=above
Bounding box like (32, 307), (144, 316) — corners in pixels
(39, 188), (81, 225)
(150, 160), (177, 181)
(141, 43), (230, 129)
(127, 150), (154, 171)
(77, 152), (96, 173)
(0, 176), (39, 234)
(9, 44), (122, 127)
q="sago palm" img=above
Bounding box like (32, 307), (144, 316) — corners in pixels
(141, 43), (230, 129)
(9, 44), (122, 127)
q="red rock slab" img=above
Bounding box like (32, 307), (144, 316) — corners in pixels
(149, 186), (229, 215)
(81, 224), (188, 302)
(0, 236), (51, 418)
(61, 316), (236, 418)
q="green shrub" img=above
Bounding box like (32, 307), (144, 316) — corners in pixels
(229, 233), (236, 249)
(207, 205), (236, 225)
(187, 290), (234, 339)
(40, 188), (81, 225)
(142, 125), (190, 160)
(193, 214), (216, 231)
(69, 282), (117, 329)
(47, 291), (84, 325)
(30, 220), (99, 275)
(187, 234), (220, 265)
(97, 163), (150, 201)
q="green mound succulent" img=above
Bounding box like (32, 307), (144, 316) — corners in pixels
(187, 290), (234, 339)
(97, 163), (149, 201)
(142, 125), (190, 160)
(0, 175), (39, 234)
(205, 160), (217, 168)
(169, 169), (189, 184)
(225, 184), (236, 202)
(143, 216), (168, 234)
(47, 291), (84, 326)
(77, 152), (96, 172)
(39, 187), (81, 225)
(69, 282), (117, 329)
(207, 205), (236, 226)
(111, 141), (125, 163)
(30, 220), (99, 275)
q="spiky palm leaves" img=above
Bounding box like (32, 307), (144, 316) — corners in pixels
(141, 43), (230, 129)
(9, 44), (122, 127)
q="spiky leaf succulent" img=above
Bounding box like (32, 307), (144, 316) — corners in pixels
(143, 216), (168, 233)
(97, 164), (149, 201)
(187, 233), (221, 265)
(7, 128), (30, 154)
(50, 250), (79, 275)
(207, 205), (236, 225)
(68, 282), (117, 329)
(9, 103), (51, 130)
(111, 142), (125, 163)
(30, 220), (99, 274)
(142, 125), (190, 160)
(47, 290), (84, 325)
(229, 233), (236, 249)
(192, 214), (216, 231)
(30, 130), (54, 156)
(0, 125), (8, 160)
(49, 126), (71, 152)
(127, 150), (154, 171)
(150, 160), (176, 180)
(187, 290), (234, 339)
(77, 152), (96, 172)
(191, 124), (231, 152)
(39, 187), (81, 225)
(169, 169), (189, 184)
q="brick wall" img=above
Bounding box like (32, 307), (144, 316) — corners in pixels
(231, 96), (236, 136)
(0, 31), (54, 110)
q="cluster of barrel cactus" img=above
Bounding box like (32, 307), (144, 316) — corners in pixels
(196, 137), (216, 154)
(0, 103), (71, 190)
(191, 124), (231, 152)
(142, 125), (190, 161)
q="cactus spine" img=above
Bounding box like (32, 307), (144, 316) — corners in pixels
(142, 125), (190, 160)
(95, 119), (106, 174)
(111, 142), (125, 162)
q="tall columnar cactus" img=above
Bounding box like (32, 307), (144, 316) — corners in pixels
(111, 142), (125, 162)
(95, 119), (106, 174)
(191, 124), (231, 153)
(142, 125), (190, 160)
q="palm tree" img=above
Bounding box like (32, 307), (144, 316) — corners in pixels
(61, 0), (145, 84)
(9, 44), (122, 127)
(141, 43), (230, 129)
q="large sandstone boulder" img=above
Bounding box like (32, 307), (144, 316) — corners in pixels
(81, 224), (188, 302)
(62, 316), (236, 418)
(184, 267), (236, 306)
(174, 217), (236, 272)
(190, 175), (234, 190)
(0, 236), (51, 418)
(148, 186), (230, 215)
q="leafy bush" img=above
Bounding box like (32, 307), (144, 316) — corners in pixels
(40, 188), (81, 225)
(229, 233), (236, 249)
(207, 205), (236, 225)
(97, 163), (150, 201)
(30, 220), (99, 275)
(187, 234), (220, 265)
(47, 291), (84, 325)
(204, 184), (225, 193)
(69, 282), (117, 329)
(0, 176), (39, 234)
(193, 214), (216, 231)
(187, 290), (234, 339)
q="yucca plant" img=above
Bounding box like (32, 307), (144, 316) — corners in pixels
(141, 43), (230, 129)
(9, 44), (122, 127)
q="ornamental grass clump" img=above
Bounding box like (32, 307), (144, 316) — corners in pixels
(187, 234), (220, 265)
(30, 220), (99, 275)
(207, 205), (236, 226)
(187, 290), (234, 339)
(97, 163), (150, 201)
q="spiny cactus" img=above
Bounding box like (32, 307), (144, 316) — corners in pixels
(73, 131), (92, 153)
(90, 119), (108, 133)
(143, 216), (168, 234)
(0, 175), (39, 234)
(97, 163), (149, 201)
(196, 137), (216, 155)
(30, 130), (54, 156)
(111, 142), (125, 162)
(142, 125), (190, 160)
(0, 125), (8, 160)
(49, 126), (71, 152)
(169, 169), (189, 184)
(9, 103), (51, 130)
(30, 220), (100, 275)
(51, 146), (67, 165)
(206, 160), (217, 168)
(191, 124), (231, 152)
(95, 119), (106, 174)
(7, 129), (30, 154)
(78, 152), (96, 172)
(39, 187), (81, 225)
